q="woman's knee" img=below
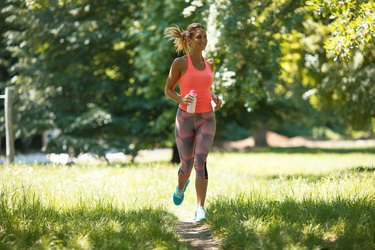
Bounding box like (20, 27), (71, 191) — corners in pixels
(178, 168), (192, 178)
(178, 158), (194, 178)
(194, 155), (208, 179)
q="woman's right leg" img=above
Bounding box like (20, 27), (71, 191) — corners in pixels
(175, 109), (195, 189)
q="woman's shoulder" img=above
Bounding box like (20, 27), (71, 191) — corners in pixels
(171, 55), (188, 71)
(173, 55), (188, 65)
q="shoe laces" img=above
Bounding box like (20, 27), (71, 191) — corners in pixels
(175, 187), (184, 198)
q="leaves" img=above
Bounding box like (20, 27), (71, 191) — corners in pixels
(308, 0), (375, 61)
(1, 0), (373, 156)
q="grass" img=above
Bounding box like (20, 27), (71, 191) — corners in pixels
(0, 148), (374, 249)
(208, 196), (374, 249)
(0, 164), (189, 249)
(207, 151), (375, 249)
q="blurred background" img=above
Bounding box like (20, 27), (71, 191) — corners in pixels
(0, 0), (374, 163)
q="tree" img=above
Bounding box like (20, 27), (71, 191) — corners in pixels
(3, 0), (373, 160)
(211, 0), (318, 146)
(0, 0), (9, 135)
(3, 0), (210, 160)
(208, 0), (374, 145)
(304, 0), (375, 130)
(0, 0), (20, 152)
(3, 0), (166, 158)
(307, 0), (375, 61)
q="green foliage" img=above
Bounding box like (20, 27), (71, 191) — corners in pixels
(313, 55), (375, 129)
(307, 0), (375, 61)
(0, 0), (13, 135)
(0, 1), (11, 85)
(1, 0), (374, 156)
(1, 0), (212, 155)
(211, 0), (374, 138)
(3, 0), (175, 156)
(211, 0), (321, 143)
(301, 2), (375, 129)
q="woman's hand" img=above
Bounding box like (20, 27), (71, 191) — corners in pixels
(181, 93), (195, 105)
(211, 93), (223, 111)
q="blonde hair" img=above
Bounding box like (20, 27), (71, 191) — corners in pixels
(165, 23), (206, 54)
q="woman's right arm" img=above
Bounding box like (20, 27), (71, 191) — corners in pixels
(164, 58), (192, 105)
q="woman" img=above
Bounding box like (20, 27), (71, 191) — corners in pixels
(164, 23), (222, 222)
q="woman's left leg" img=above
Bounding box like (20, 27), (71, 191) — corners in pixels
(193, 111), (216, 207)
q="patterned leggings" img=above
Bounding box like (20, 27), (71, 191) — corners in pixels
(175, 108), (216, 180)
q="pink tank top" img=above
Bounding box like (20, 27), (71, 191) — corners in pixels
(178, 54), (213, 113)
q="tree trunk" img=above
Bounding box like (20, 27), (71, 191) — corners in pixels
(253, 123), (268, 147)
(171, 143), (180, 164)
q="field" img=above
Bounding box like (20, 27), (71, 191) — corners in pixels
(0, 147), (374, 249)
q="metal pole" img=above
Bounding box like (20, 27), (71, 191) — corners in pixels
(5, 87), (15, 164)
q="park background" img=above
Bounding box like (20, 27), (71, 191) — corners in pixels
(0, 0), (374, 249)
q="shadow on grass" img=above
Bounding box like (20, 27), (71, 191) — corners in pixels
(232, 146), (375, 154)
(108, 160), (175, 169)
(265, 166), (375, 182)
(353, 166), (375, 172)
(0, 193), (188, 250)
(207, 197), (375, 249)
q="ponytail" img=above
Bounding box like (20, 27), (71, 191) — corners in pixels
(164, 25), (190, 54)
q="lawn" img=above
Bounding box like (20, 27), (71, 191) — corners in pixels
(0, 148), (374, 249)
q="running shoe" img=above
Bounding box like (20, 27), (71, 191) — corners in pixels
(173, 179), (190, 205)
(194, 206), (206, 222)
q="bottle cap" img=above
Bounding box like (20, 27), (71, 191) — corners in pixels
(189, 89), (197, 95)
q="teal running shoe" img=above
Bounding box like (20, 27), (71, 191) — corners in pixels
(173, 179), (190, 205)
(194, 206), (206, 223)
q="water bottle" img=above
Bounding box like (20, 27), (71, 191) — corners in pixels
(186, 89), (197, 114)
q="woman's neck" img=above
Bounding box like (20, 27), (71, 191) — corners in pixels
(189, 50), (203, 63)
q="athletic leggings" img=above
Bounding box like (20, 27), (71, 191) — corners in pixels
(175, 108), (216, 180)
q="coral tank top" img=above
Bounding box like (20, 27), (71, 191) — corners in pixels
(178, 53), (213, 113)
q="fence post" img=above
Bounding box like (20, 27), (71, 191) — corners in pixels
(5, 87), (15, 164)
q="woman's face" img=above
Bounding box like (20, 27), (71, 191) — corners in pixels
(190, 28), (207, 51)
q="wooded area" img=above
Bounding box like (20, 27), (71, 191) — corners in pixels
(0, 0), (374, 157)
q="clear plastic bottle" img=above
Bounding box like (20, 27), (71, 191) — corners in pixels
(186, 89), (197, 114)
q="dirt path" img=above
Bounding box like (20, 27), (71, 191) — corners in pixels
(176, 221), (221, 250)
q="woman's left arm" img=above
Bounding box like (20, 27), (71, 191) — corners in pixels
(208, 58), (222, 110)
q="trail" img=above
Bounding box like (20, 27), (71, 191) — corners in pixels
(176, 220), (221, 250)
(171, 188), (222, 249)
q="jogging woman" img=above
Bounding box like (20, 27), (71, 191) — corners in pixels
(164, 23), (222, 222)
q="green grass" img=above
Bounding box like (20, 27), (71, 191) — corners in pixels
(0, 164), (189, 249)
(207, 151), (375, 249)
(0, 149), (374, 249)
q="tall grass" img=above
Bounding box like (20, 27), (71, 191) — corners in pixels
(0, 163), (188, 249)
(0, 148), (374, 249)
(206, 150), (375, 249)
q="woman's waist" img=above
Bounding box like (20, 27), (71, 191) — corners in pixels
(180, 89), (211, 99)
(179, 99), (213, 113)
